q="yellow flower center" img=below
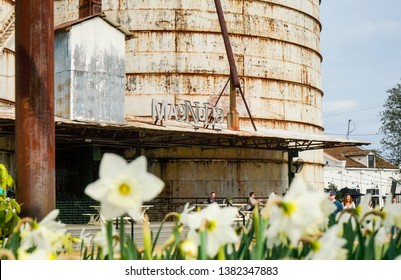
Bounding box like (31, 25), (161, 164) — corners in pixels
(355, 206), (361, 216)
(206, 220), (217, 232)
(282, 201), (296, 216)
(118, 183), (131, 196)
(311, 241), (320, 252)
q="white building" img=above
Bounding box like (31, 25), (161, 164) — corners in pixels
(324, 146), (400, 208)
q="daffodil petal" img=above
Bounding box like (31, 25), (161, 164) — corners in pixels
(40, 209), (59, 224)
(206, 234), (221, 258)
(99, 153), (128, 180)
(140, 174), (165, 201)
(127, 208), (144, 223)
(101, 202), (126, 221)
(126, 156), (147, 179)
(85, 180), (108, 201)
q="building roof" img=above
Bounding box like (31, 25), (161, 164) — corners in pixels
(0, 104), (370, 152)
(54, 12), (134, 39)
(324, 145), (399, 169)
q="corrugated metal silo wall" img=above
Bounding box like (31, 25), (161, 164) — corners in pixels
(54, 0), (325, 198)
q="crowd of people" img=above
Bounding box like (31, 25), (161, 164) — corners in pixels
(328, 190), (399, 212)
(206, 189), (399, 218)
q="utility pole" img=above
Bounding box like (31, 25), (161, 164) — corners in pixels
(346, 119), (353, 139)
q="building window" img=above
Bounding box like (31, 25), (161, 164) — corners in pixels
(368, 154), (375, 168)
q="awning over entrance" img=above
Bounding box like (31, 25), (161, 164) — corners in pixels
(0, 104), (370, 151)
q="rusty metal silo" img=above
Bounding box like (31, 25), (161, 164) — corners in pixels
(52, 0), (325, 197)
(99, 0), (325, 196)
(103, 0), (323, 135)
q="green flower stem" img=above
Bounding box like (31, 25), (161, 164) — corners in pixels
(143, 215), (152, 260)
(119, 216), (125, 259)
(252, 205), (264, 260)
(106, 221), (114, 260)
(199, 230), (207, 260)
(217, 246), (225, 260)
(152, 212), (179, 253)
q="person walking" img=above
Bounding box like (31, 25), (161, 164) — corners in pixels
(329, 190), (343, 214)
(342, 193), (356, 209)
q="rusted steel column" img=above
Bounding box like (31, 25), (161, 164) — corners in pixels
(15, 0), (55, 220)
(213, 0), (240, 88)
(214, 0), (240, 130)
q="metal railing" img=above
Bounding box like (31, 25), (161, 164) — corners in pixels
(56, 194), (269, 224)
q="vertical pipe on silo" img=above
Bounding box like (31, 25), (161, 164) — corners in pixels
(214, 0), (240, 130)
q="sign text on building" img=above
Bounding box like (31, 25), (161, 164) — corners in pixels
(152, 99), (224, 127)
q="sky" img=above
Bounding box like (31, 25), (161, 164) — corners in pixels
(320, 0), (401, 152)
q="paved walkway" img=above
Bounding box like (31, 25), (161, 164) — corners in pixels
(66, 221), (185, 247)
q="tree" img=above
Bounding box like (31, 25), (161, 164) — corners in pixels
(379, 81), (401, 165)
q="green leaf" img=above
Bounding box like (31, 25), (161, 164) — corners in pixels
(4, 210), (12, 223)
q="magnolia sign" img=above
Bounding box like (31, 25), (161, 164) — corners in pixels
(152, 99), (224, 127)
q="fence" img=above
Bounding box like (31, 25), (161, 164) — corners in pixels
(56, 194), (267, 224)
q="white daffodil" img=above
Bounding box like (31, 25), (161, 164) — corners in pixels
(356, 193), (373, 224)
(356, 194), (383, 232)
(19, 209), (67, 255)
(306, 225), (347, 260)
(261, 192), (281, 220)
(380, 201), (401, 229)
(93, 225), (119, 256)
(266, 177), (329, 247)
(374, 227), (387, 246)
(76, 228), (93, 250)
(183, 203), (239, 258)
(178, 203), (195, 225)
(335, 212), (357, 236)
(180, 239), (198, 260)
(85, 154), (164, 221)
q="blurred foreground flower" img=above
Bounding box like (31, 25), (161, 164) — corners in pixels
(85, 154), (164, 221)
(93, 225), (119, 257)
(265, 177), (333, 247)
(18, 209), (69, 259)
(182, 203), (239, 258)
(179, 239), (198, 259)
(306, 225), (347, 260)
(380, 198), (401, 229)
